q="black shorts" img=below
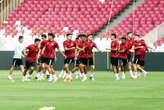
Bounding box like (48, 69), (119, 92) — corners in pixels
(133, 55), (141, 65)
(127, 54), (131, 62)
(74, 59), (80, 67)
(64, 57), (74, 64)
(25, 61), (36, 70)
(110, 57), (119, 66)
(12, 58), (23, 67)
(80, 58), (88, 65)
(140, 60), (144, 66)
(119, 58), (127, 66)
(45, 58), (54, 65)
(88, 57), (94, 66)
(38, 57), (47, 64)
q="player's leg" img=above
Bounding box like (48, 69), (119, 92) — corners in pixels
(89, 58), (95, 80)
(36, 63), (42, 79)
(137, 63), (148, 78)
(81, 59), (88, 82)
(19, 65), (26, 81)
(120, 59), (127, 79)
(127, 54), (133, 78)
(111, 57), (120, 80)
(132, 55), (140, 79)
(59, 66), (66, 78)
(50, 65), (58, 83)
(73, 59), (81, 79)
(8, 59), (17, 80)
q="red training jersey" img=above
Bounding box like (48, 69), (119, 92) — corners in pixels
(43, 40), (59, 58)
(119, 43), (128, 59)
(86, 41), (97, 58)
(126, 39), (134, 55)
(63, 40), (76, 58)
(133, 40), (145, 56)
(77, 41), (88, 59)
(40, 40), (48, 58)
(140, 42), (149, 61)
(110, 40), (119, 58)
(26, 44), (40, 62)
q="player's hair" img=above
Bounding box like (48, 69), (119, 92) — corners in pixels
(88, 34), (93, 37)
(48, 33), (55, 38)
(76, 37), (79, 40)
(121, 37), (126, 40)
(18, 36), (23, 40)
(127, 32), (132, 35)
(111, 33), (116, 38)
(41, 34), (47, 38)
(34, 38), (41, 43)
(66, 33), (72, 37)
(141, 39), (145, 41)
(135, 34), (140, 37)
(78, 34), (86, 38)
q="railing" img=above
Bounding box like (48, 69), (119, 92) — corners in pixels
(0, 0), (23, 25)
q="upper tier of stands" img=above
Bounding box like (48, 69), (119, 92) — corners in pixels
(102, 0), (164, 39)
(0, 0), (131, 37)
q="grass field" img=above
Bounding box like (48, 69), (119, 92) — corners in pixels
(0, 70), (164, 110)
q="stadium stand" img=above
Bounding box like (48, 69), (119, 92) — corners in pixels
(102, 0), (164, 39)
(0, 0), (131, 37)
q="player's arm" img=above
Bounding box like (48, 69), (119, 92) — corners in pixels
(41, 47), (45, 55)
(24, 47), (28, 56)
(94, 43), (103, 52)
(64, 47), (75, 51)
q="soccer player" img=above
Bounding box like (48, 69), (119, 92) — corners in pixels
(107, 33), (119, 80)
(119, 37), (128, 79)
(63, 33), (76, 82)
(36, 34), (49, 80)
(132, 34), (148, 78)
(42, 33), (66, 82)
(87, 34), (102, 80)
(138, 39), (151, 78)
(126, 32), (134, 78)
(71, 36), (81, 79)
(8, 36), (25, 81)
(23, 38), (41, 81)
(76, 34), (88, 82)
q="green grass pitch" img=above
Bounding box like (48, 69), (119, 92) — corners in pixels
(0, 70), (164, 110)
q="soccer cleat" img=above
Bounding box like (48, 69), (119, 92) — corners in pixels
(64, 77), (69, 82)
(54, 77), (58, 83)
(137, 74), (142, 79)
(48, 77), (53, 82)
(68, 77), (73, 82)
(122, 74), (126, 79)
(115, 77), (120, 80)
(82, 77), (87, 82)
(89, 76), (95, 81)
(8, 75), (13, 80)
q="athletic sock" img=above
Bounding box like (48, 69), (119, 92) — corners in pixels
(90, 72), (94, 77)
(46, 70), (50, 75)
(115, 73), (119, 79)
(122, 72), (125, 75)
(53, 74), (57, 79)
(36, 72), (40, 78)
(49, 74), (53, 79)
(141, 69), (147, 75)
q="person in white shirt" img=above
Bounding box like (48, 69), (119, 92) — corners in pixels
(8, 36), (25, 81)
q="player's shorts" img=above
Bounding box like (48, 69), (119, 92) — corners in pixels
(133, 55), (141, 65)
(45, 58), (54, 65)
(64, 57), (74, 64)
(25, 61), (36, 70)
(88, 57), (94, 66)
(38, 57), (47, 64)
(110, 57), (119, 66)
(127, 54), (131, 62)
(74, 59), (80, 67)
(79, 58), (88, 65)
(140, 60), (144, 66)
(12, 58), (23, 67)
(119, 58), (127, 66)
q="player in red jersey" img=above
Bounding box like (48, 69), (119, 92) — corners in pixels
(42, 33), (66, 82)
(132, 34), (148, 78)
(107, 33), (120, 80)
(126, 32), (134, 78)
(76, 34), (88, 82)
(119, 37), (128, 79)
(137, 39), (152, 78)
(23, 38), (41, 82)
(71, 36), (82, 79)
(63, 33), (76, 82)
(36, 34), (49, 80)
(87, 34), (102, 80)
